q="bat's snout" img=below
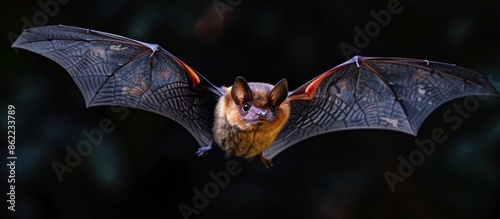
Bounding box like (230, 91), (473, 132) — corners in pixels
(257, 110), (268, 120)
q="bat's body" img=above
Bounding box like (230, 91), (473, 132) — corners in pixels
(12, 25), (499, 168)
(213, 79), (290, 167)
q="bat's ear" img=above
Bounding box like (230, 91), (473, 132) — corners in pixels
(231, 77), (252, 105)
(269, 78), (288, 107)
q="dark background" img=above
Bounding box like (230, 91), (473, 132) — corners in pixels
(2, 0), (500, 218)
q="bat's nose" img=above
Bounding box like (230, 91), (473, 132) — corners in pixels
(257, 110), (267, 120)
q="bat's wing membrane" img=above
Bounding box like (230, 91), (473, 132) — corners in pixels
(264, 56), (499, 160)
(12, 25), (222, 147)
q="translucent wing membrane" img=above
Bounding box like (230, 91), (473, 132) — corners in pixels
(264, 56), (499, 160)
(13, 25), (222, 147)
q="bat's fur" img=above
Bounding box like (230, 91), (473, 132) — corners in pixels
(214, 83), (290, 160)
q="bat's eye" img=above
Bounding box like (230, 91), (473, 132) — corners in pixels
(242, 103), (251, 112)
(270, 105), (276, 112)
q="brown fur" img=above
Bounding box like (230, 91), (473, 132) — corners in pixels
(213, 83), (290, 158)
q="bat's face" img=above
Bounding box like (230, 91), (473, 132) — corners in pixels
(239, 83), (284, 124)
(221, 77), (290, 132)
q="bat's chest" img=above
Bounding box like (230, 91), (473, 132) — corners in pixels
(214, 122), (279, 158)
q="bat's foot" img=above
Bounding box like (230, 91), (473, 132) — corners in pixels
(196, 145), (213, 157)
(258, 155), (273, 170)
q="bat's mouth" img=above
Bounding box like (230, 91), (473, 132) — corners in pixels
(246, 117), (273, 126)
(257, 115), (267, 121)
(246, 119), (266, 124)
(244, 109), (273, 124)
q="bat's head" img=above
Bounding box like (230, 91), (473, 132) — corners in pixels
(221, 77), (290, 131)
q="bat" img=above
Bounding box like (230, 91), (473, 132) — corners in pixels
(12, 25), (499, 169)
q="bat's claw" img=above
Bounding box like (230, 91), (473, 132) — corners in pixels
(259, 155), (274, 170)
(196, 145), (213, 157)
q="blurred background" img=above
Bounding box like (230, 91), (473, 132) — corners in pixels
(1, 0), (500, 218)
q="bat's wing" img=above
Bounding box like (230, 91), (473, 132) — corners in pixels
(12, 25), (223, 147)
(263, 56), (499, 160)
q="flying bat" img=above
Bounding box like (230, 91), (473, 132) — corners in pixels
(12, 25), (499, 169)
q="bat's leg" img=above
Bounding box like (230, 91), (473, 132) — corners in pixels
(258, 154), (274, 169)
(196, 145), (214, 157)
